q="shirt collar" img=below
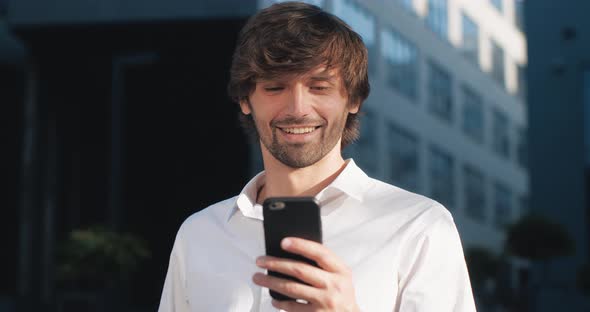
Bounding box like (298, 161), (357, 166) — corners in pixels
(228, 171), (266, 222)
(317, 158), (367, 202)
(227, 159), (369, 222)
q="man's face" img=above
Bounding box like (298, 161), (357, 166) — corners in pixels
(240, 67), (359, 168)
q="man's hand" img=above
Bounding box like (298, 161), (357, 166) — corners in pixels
(252, 237), (360, 312)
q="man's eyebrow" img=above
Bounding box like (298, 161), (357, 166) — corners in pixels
(309, 75), (337, 82)
(258, 77), (288, 84)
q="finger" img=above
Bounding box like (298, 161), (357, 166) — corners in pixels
(271, 299), (314, 312)
(281, 237), (348, 274)
(256, 256), (330, 288)
(252, 272), (322, 304)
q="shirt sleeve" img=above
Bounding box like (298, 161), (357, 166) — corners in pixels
(396, 209), (477, 312)
(158, 233), (191, 312)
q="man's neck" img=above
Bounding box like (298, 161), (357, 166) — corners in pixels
(257, 144), (347, 204)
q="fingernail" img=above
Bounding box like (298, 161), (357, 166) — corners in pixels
(256, 257), (265, 266)
(281, 238), (292, 248)
(252, 272), (263, 283)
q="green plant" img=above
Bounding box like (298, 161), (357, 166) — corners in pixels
(465, 246), (499, 287)
(505, 214), (575, 261)
(57, 226), (150, 290)
(504, 214), (575, 311)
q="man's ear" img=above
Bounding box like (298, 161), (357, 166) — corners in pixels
(348, 100), (360, 114)
(239, 98), (252, 115)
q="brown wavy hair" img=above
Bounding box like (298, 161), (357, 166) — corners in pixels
(227, 1), (370, 148)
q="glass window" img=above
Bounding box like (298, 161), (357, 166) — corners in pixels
(350, 111), (378, 175)
(494, 182), (512, 228)
(464, 164), (486, 222)
(491, 40), (505, 89)
(515, 0), (525, 30)
(397, 0), (415, 13)
(388, 123), (420, 192)
(517, 127), (528, 168)
(428, 61), (453, 122)
(493, 109), (510, 159)
(333, 0), (377, 76)
(381, 28), (419, 100)
(490, 0), (503, 12)
(426, 0), (448, 39)
(462, 85), (484, 143)
(517, 64), (527, 101)
(429, 145), (455, 209)
(461, 13), (479, 65)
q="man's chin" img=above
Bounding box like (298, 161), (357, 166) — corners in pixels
(279, 158), (319, 169)
(275, 149), (322, 169)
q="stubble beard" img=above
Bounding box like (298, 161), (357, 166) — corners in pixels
(256, 113), (348, 169)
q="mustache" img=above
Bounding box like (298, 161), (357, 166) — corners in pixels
(271, 116), (325, 127)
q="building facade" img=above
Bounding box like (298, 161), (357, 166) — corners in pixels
(527, 0), (590, 310)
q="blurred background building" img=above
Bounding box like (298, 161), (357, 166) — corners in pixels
(325, 0), (528, 310)
(526, 0), (590, 311)
(336, 0), (528, 275)
(0, 0), (588, 311)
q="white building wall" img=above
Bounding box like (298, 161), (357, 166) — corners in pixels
(372, 0), (527, 254)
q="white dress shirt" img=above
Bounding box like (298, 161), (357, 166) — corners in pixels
(158, 159), (476, 312)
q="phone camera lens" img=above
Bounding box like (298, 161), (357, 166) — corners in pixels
(269, 202), (285, 210)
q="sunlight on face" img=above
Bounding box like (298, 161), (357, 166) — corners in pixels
(241, 67), (358, 168)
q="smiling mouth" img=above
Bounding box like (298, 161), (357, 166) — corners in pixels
(278, 126), (320, 134)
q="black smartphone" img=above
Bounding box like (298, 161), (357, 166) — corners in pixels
(262, 196), (323, 301)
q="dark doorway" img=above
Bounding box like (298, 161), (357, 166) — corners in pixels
(13, 18), (251, 310)
(0, 64), (24, 306)
(119, 45), (251, 306)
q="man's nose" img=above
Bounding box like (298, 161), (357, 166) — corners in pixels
(285, 84), (312, 116)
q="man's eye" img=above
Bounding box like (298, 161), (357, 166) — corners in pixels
(311, 86), (330, 91)
(264, 87), (284, 92)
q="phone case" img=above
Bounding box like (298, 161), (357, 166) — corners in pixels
(262, 197), (323, 301)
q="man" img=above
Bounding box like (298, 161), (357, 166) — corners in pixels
(159, 2), (476, 311)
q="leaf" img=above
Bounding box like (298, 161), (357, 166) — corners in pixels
(505, 214), (575, 261)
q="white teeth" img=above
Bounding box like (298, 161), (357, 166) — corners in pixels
(282, 127), (316, 134)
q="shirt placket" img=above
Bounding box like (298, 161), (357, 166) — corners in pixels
(258, 283), (277, 312)
(252, 214), (281, 312)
